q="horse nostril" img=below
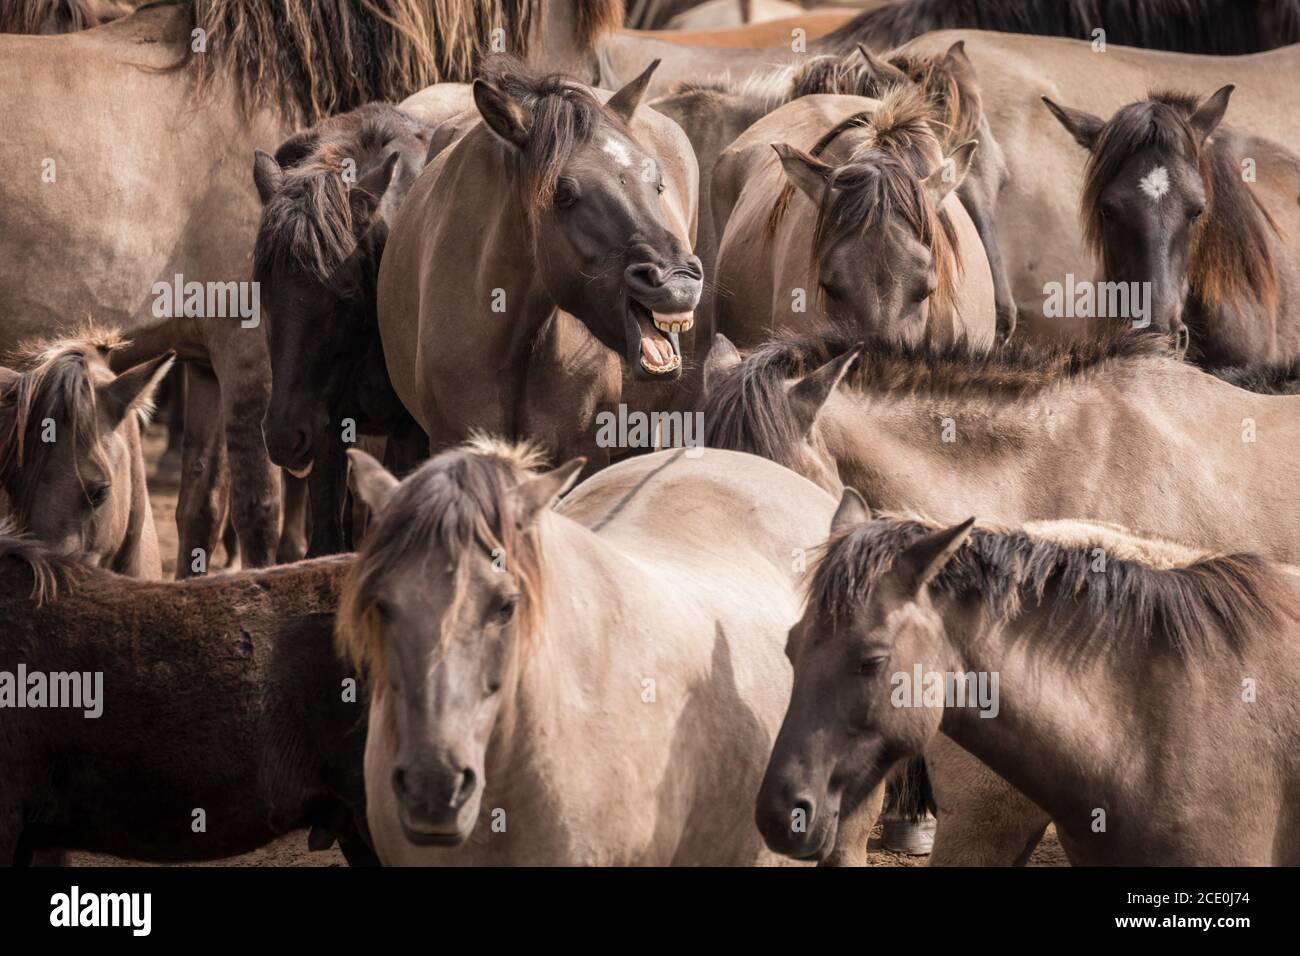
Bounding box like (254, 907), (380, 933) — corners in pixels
(391, 767), (409, 802)
(450, 767), (477, 809)
(790, 795), (816, 834)
(626, 262), (665, 289)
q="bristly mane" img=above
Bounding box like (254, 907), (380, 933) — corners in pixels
(169, 0), (622, 123)
(1209, 357), (1300, 395)
(823, 0), (1300, 57)
(0, 327), (129, 527)
(702, 328), (1172, 471)
(0, 0), (101, 33)
(478, 53), (629, 213)
(1081, 91), (1280, 322)
(0, 522), (78, 606)
(809, 516), (1296, 663)
(253, 103), (428, 290)
(768, 87), (962, 316)
(337, 437), (549, 695)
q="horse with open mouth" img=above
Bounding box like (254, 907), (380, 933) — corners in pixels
(377, 55), (704, 469)
(758, 500), (1300, 865)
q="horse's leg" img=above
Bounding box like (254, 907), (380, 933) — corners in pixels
(925, 735), (1051, 866)
(305, 431), (346, 557)
(277, 471), (310, 563)
(175, 364), (226, 579)
(211, 335), (280, 568)
(818, 781), (886, 867)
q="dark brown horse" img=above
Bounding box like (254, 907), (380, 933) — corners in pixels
(253, 103), (434, 556)
(0, 532), (376, 866)
(1043, 88), (1300, 365)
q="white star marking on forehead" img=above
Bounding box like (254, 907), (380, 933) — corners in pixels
(602, 136), (632, 168)
(1138, 166), (1170, 203)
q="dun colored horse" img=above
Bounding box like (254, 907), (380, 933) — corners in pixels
(0, 330), (170, 578)
(759, 502), (1300, 865)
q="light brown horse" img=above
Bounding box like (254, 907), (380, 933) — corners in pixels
(760, 505), (1300, 865)
(704, 328), (1300, 862)
(711, 90), (994, 350)
(0, 330), (171, 578)
(376, 56), (704, 471)
(338, 439), (838, 865)
(1042, 87), (1300, 365)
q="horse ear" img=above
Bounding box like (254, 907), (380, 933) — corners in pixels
(942, 40), (974, 78)
(473, 78), (531, 151)
(1041, 97), (1104, 150)
(856, 44), (909, 89)
(606, 58), (660, 124)
(703, 334), (742, 393)
(97, 351), (174, 428)
(831, 487), (872, 534)
(772, 143), (832, 203)
(350, 152), (401, 222)
(347, 449), (399, 515)
(923, 140), (977, 205)
(788, 347), (860, 437)
(1191, 85), (1234, 146)
(892, 517), (975, 597)
(253, 149), (284, 204)
(510, 458), (586, 529)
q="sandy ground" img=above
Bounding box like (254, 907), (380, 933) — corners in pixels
(69, 424), (1067, 868)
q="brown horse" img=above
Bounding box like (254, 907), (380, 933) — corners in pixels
(0, 330), (171, 578)
(0, 0), (614, 576)
(711, 90), (994, 350)
(339, 438), (843, 865)
(253, 103), (437, 556)
(1043, 87), (1300, 365)
(0, 533), (376, 865)
(377, 56), (704, 471)
(759, 505), (1300, 865)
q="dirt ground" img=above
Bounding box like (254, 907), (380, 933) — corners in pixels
(69, 424), (1066, 868)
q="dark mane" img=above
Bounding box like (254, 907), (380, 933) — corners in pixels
(809, 517), (1296, 663)
(337, 440), (548, 691)
(479, 54), (628, 213)
(1081, 91), (1280, 321)
(824, 0), (1300, 56)
(0, 0), (101, 33)
(0, 524), (78, 606)
(1209, 358), (1300, 395)
(703, 328), (1172, 470)
(253, 103), (426, 289)
(168, 0), (620, 123)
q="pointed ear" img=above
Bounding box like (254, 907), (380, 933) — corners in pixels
(473, 78), (531, 150)
(607, 58), (660, 124)
(856, 44), (910, 89)
(509, 458), (586, 529)
(788, 347), (860, 437)
(703, 334), (742, 393)
(347, 449), (400, 515)
(350, 151), (401, 222)
(253, 149), (284, 204)
(924, 140), (977, 205)
(1040, 97), (1104, 151)
(892, 517), (974, 597)
(942, 40), (974, 79)
(831, 487), (871, 534)
(772, 143), (833, 203)
(96, 352), (174, 427)
(1191, 84), (1234, 146)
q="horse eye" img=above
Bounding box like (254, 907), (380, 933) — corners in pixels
(857, 655), (888, 676)
(553, 180), (578, 208)
(374, 598), (396, 621)
(656, 181), (666, 195)
(494, 595), (519, 624)
(1099, 204), (1115, 222)
(1189, 204), (1205, 221)
(87, 484), (110, 509)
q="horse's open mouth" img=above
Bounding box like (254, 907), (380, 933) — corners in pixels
(630, 300), (691, 375)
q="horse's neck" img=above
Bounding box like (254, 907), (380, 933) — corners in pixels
(529, 0), (599, 82)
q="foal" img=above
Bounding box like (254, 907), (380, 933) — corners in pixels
(758, 496), (1300, 865)
(0, 330), (171, 577)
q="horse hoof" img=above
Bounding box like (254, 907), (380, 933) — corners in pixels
(881, 816), (936, 855)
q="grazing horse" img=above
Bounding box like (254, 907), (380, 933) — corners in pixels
(759, 503), (1300, 865)
(1043, 88), (1300, 365)
(338, 439), (839, 865)
(703, 328), (1300, 863)
(711, 90), (994, 350)
(0, 535), (376, 866)
(0, 331), (170, 578)
(377, 56), (704, 471)
(253, 104), (437, 556)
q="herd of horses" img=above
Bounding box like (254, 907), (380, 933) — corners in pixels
(2, 0), (1300, 868)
